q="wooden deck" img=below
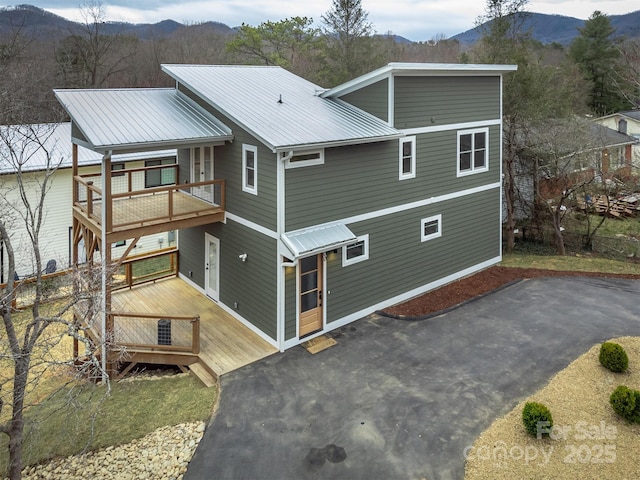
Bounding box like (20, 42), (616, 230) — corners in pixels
(112, 277), (277, 376)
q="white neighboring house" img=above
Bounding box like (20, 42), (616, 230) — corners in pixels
(594, 110), (640, 169)
(0, 123), (177, 283)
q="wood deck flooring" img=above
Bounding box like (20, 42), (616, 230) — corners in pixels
(112, 277), (277, 376)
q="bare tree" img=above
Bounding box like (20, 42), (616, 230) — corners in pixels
(0, 123), (107, 479)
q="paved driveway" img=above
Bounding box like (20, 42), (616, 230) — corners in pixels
(185, 277), (640, 480)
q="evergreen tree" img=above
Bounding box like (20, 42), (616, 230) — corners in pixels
(569, 11), (632, 115)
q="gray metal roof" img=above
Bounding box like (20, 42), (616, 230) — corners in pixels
(0, 123), (175, 174)
(53, 88), (233, 153)
(281, 223), (357, 258)
(590, 122), (638, 148)
(161, 65), (402, 152)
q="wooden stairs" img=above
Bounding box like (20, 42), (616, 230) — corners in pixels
(188, 360), (218, 388)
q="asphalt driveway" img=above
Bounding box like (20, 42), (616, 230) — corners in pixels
(185, 277), (640, 480)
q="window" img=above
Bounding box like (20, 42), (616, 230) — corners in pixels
(145, 158), (175, 188)
(242, 144), (258, 194)
(111, 162), (125, 177)
(421, 214), (442, 242)
(457, 128), (488, 176)
(399, 136), (416, 180)
(342, 234), (369, 267)
(114, 240), (126, 247)
(283, 150), (324, 168)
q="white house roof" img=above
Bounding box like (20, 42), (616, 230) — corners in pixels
(161, 64), (403, 152)
(0, 123), (175, 174)
(53, 88), (233, 153)
(281, 223), (357, 258)
(321, 62), (518, 98)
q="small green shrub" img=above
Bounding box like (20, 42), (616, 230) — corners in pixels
(610, 385), (640, 423)
(599, 342), (629, 373)
(522, 402), (553, 437)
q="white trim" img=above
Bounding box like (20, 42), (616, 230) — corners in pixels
(399, 136), (416, 180)
(402, 118), (501, 136)
(225, 212), (279, 239)
(178, 272), (279, 349)
(420, 214), (442, 242)
(342, 234), (369, 266)
(499, 75), (504, 259)
(457, 127), (489, 177)
(276, 152), (287, 350)
(340, 182), (500, 226)
(283, 149), (325, 169)
(283, 255), (502, 350)
(242, 143), (258, 195)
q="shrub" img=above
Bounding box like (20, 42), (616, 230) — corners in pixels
(610, 385), (640, 423)
(522, 402), (553, 437)
(599, 342), (629, 373)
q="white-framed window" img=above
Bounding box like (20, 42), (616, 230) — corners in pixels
(399, 136), (416, 180)
(283, 150), (325, 168)
(421, 214), (442, 242)
(342, 234), (369, 267)
(457, 128), (488, 176)
(242, 144), (258, 195)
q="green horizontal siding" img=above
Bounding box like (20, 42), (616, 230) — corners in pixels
(179, 220), (278, 340)
(285, 125), (501, 230)
(178, 84), (278, 231)
(341, 79), (389, 121)
(284, 266), (297, 340)
(326, 187), (501, 322)
(394, 76), (501, 129)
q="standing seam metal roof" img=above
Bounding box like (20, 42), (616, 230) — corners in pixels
(161, 65), (402, 151)
(53, 88), (233, 152)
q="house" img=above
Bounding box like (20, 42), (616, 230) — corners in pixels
(0, 123), (177, 284)
(53, 62), (516, 375)
(593, 110), (640, 169)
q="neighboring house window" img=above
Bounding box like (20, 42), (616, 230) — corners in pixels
(242, 144), (258, 194)
(457, 128), (488, 176)
(421, 214), (442, 242)
(145, 158), (175, 188)
(114, 240), (126, 247)
(342, 234), (369, 267)
(399, 136), (416, 180)
(283, 150), (324, 168)
(111, 162), (125, 177)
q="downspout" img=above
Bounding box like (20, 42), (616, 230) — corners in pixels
(276, 150), (294, 351)
(100, 150), (111, 383)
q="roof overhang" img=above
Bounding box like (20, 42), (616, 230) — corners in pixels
(322, 62), (519, 98)
(281, 223), (357, 259)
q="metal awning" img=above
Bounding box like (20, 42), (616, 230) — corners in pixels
(281, 223), (357, 259)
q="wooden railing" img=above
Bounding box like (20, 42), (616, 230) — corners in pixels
(110, 312), (200, 354)
(0, 269), (72, 310)
(73, 164), (225, 234)
(113, 247), (178, 290)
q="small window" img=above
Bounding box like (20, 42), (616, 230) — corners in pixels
(242, 144), (258, 195)
(111, 162), (125, 177)
(421, 214), (442, 242)
(283, 150), (324, 168)
(342, 234), (369, 267)
(399, 136), (416, 180)
(145, 158), (175, 188)
(114, 240), (126, 247)
(457, 128), (488, 176)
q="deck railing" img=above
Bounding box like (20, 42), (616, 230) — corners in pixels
(0, 269), (72, 310)
(74, 164), (225, 233)
(111, 312), (200, 354)
(113, 247), (178, 290)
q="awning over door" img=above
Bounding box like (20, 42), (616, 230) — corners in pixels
(281, 223), (357, 259)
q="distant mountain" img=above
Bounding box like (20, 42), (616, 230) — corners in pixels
(0, 4), (235, 40)
(451, 11), (640, 46)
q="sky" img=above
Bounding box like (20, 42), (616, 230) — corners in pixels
(2, 1), (636, 41)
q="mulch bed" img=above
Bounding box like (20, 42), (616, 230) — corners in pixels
(382, 266), (640, 318)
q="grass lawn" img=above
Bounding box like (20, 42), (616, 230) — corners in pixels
(501, 253), (640, 275)
(0, 375), (216, 473)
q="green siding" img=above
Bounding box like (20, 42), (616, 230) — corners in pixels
(178, 220), (278, 340)
(341, 79), (389, 121)
(178, 84), (278, 231)
(394, 76), (501, 129)
(285, 125), (501, 230)
(325, 187), (501, 321)
(284, 266), (297, 340)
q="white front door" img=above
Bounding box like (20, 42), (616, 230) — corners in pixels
(204, 233), (220, 301)
(191, 146), (214, 202)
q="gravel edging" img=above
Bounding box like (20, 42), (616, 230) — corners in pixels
(17, 421), (205, 480)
